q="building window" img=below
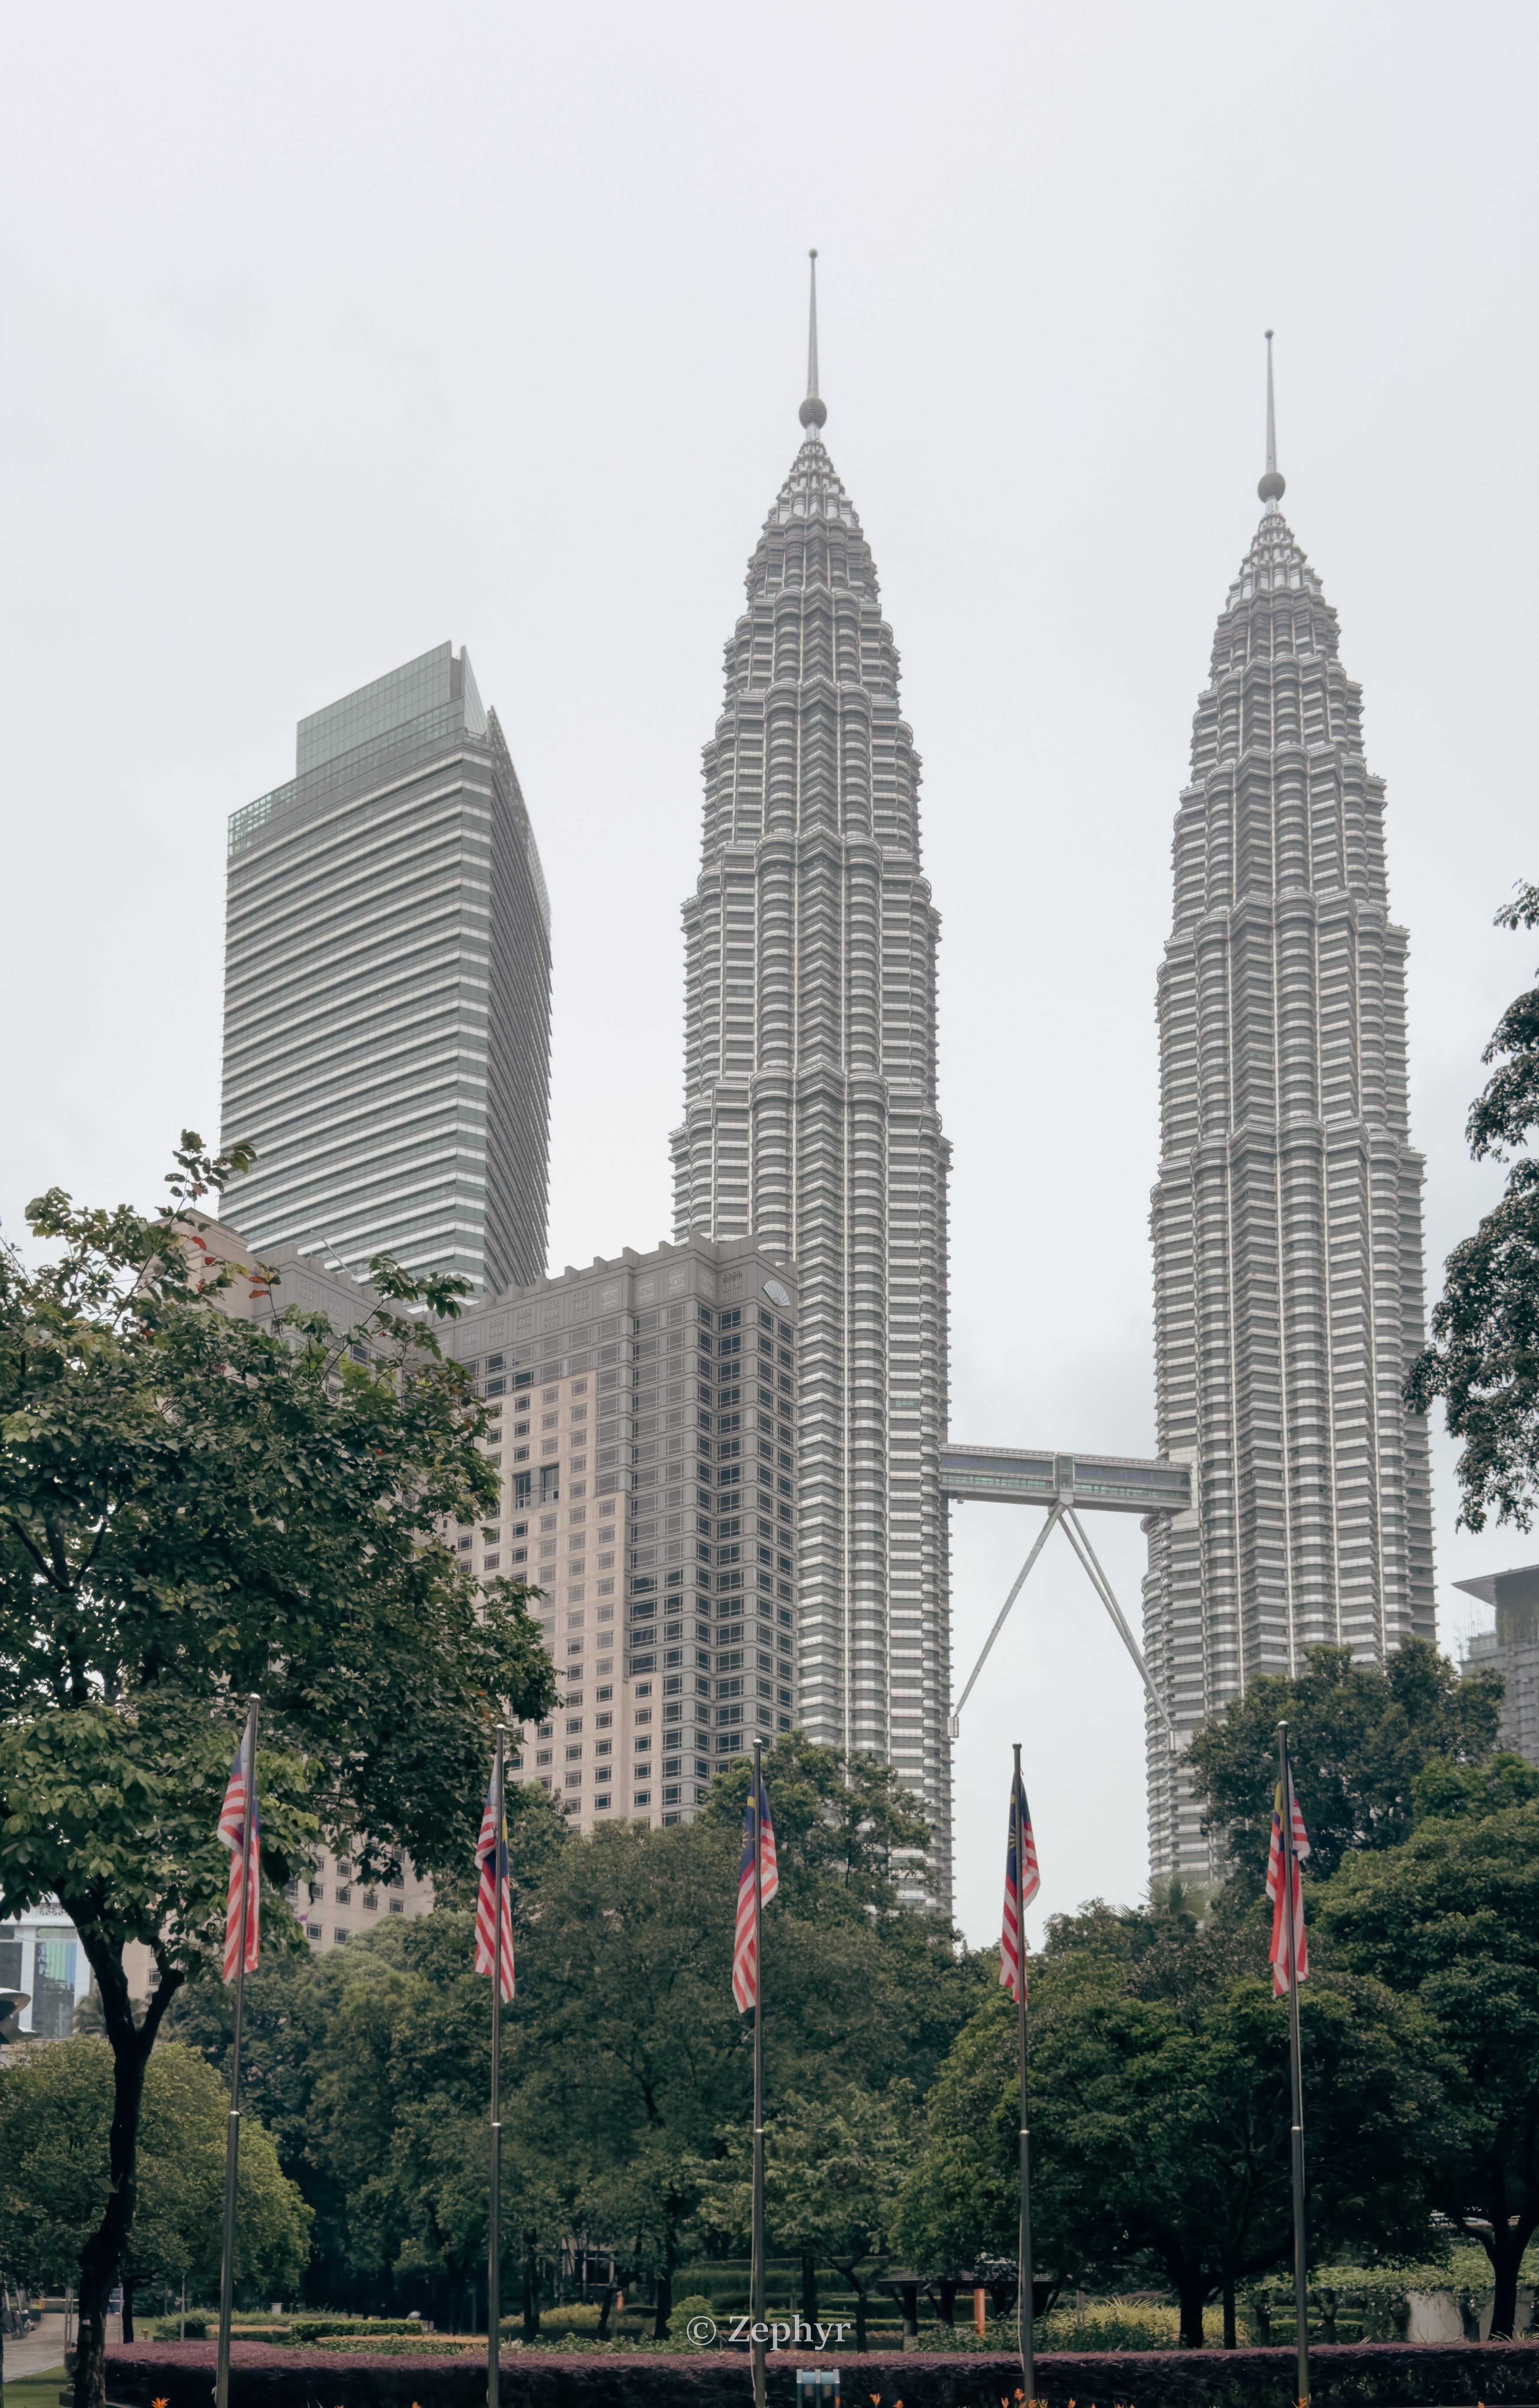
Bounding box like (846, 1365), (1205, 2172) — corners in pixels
(633, 1791), (652, 1809)
(565, 1771), (583, 1789)
(335, 1885), (351, 1904)
(363, 1891), (378, 1911)
(334, 1928), (350, 1946)
(306, 1924), (322, 1944)
(388, 1896), (405, 1915)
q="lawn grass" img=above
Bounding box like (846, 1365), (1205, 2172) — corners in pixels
(3, 2366), (67, 2408)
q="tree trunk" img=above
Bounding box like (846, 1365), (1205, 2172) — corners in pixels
(1488, 2223), (1532, 2342)
(595, 2285), (616, 2340)
(931, 2280), (958, 2330)
(854, 2283), (867, 2353)
(1177, 2275), (1207, 2350)
(800, 2250), (818, 2329)
(120, 2276), (135, 2346)
(651, 2261), (673, 2341)
(68, 1928), (179, 2408)
(522, 2240), (540, 2342)
(1222, 2274), (1236, 2350)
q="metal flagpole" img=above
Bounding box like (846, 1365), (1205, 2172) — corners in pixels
(488, 1723), (506, 2408)
(215, 1693), (259, 2408)
(1278, 1721), (1310, 2408)
(751, 1739), (767, 2408)
(1012, 1744), (1035, 2404)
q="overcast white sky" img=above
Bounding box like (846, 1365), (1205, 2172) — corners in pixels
(4, 2), (1537, 1949)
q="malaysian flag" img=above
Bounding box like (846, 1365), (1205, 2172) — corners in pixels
(732, 1771), (779, 2012)
(1265, 1774), (1311, 1996)
(999, 1761), (1040, 2005)
(474, 1767), (515, 2003)
(218, 1728), (260, 1985)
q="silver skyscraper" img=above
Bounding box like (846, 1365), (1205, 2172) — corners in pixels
(670, 261), (953, 1902)
(221, 643), (551, 1296)
(1144, 345), (1436, 1875)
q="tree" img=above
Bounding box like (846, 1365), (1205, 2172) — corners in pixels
(1313, 1791), (1539, 2339)
(163, 1755), (977, 2340)
(1408, 881), (1539, 1530)
(901, 1905), (1445, 2347)
(695, 2086), (912, 2347)
(0, 1135), (555, 2406)
(0, 2038), (308, 2320)
(1184, 1639), (1502, 1885)
(696, 1732), (933, 1912)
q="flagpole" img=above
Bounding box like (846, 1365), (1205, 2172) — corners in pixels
(1013, 1744), (1035, 2405)
(751, 1738), (767, 2408)
(1277, 1720), (1309, 2408)
(488, 1722), (506, 2408)
(215, 1693), (259, 2408)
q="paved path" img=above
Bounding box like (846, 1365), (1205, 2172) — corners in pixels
(4, 2312), (124, 2385)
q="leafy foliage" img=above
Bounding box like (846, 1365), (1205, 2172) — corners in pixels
(1314, 1794), (1539, 2337)
(163, 1735), (980, 2331)
(0, 1134), (555, 2402)
(1408, 882), (1539, 1530)
(693, 2085), (913, 2344)
(900, 1896), (1445, 2347)
(1183, 1640), (1502, 1885)
(0, 2037), (307, 2294)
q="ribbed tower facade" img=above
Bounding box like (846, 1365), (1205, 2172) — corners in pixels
(670, 300), (952, 1904)
(1144, 390), (1435, 1876)
(221, 643), (550, 1296)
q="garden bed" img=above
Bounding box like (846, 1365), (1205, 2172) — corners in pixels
(106, 2337), (1539, 2408)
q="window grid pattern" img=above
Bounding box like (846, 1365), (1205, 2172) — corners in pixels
(1143, 502), (1436, 1880)
(220, 651), (550, 1296)
(668, 428), (952, 1910)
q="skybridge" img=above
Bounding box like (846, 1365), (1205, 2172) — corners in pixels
(943, 1443), (1191, 1747)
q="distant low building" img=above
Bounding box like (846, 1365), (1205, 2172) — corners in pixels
(1456, 1563), (1539, 1765)
(0, 1902), (93, 2041)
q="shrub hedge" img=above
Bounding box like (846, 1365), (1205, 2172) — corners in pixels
(106, 2337), (1539, 2408)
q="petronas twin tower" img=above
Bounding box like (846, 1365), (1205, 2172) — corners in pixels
(673, 261), (952, 1895)
(1143, 349), (1435, 1874)
(679, 292), (1431, 1895)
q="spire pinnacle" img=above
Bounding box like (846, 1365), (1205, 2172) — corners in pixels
(799, 248), (827, 431)
(1258, 328), (1286, 507)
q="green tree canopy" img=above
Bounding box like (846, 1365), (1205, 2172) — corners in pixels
(1408, 881), (1539, 1530)
(0, 2037), (308, 2303)
(695, 1732), (932, 1912)
(0, 1134), (554, 2403)
(162, 1735), (980, 2333)
(694, 2085), (912, 2346)
(1184, 1639), (1502, 1884)
(900, 1900), (1445, 2347)
(1314, 1793), (1539, 2338)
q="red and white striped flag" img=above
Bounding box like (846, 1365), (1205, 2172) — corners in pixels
(999, 1762), (1040, 2005)
(732, 1771), (779, 2011)
(218, 1729), (260, 1984)
(1265, 1775), (1311, 1996)
(474, 1769), (515, 2003)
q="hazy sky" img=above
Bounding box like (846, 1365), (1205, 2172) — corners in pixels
(4, 2), (1537, 1949)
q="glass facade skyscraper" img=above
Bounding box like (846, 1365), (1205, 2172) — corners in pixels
(220, 642), (551, 1293)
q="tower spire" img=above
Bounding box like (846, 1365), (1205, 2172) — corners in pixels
(799, 248), (827, 431)
(1258, 328), (1286, 507)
